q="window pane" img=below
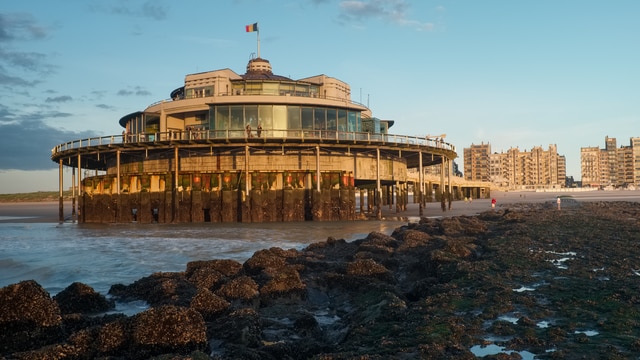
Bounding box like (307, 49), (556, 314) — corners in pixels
(327, 109), (337, 131)
(263, 82), (278, 95)
(287, 106), (301, 129)
(314, 108), (326, 130)
(215, 106), (229, 130)
(245, 106), (258, 128)
(259, 105), (273, 130)
(273, 106), (286, 136)
(230, 106), (244, 130)
(301, 107), (313, 129)
(346, 111), (356, 132)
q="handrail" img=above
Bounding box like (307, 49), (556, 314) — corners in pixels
(51, 129), (456, 156)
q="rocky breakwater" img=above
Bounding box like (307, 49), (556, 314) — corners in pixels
(3, 200), (640, 359)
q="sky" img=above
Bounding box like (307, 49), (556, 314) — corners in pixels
(1, 0), (638, 193)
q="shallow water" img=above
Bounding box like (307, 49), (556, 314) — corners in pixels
(0, 220), (407, 296)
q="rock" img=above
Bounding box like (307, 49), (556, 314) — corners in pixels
(215, 276), (260, 303)
(109, 271), (196, 307)
(244, 247), (299, 276)
(259, 266), (306, 303)
(54, 282), (115, 314)
(190, 288), (231, 320)
(0, 280), (62, 353)
(186, 259), (243, 278)
(131, 305), (206, 356)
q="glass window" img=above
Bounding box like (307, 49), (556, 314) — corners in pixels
(314, 108), (326, 130)
(230, 106), (244, 130)
(301, 107), (313, 129)
(296, 84), (309, 97)
(245, 106), (258, 128)
(263, 82), (278, 95)
(287, 106), (301, 129)
(327, 109), (337, 131)
(347, 111), (357, 132)
(273, 106), (287, 136)
(280, 83), (294, 95)
(245, 82), (262, 95)
(338, 110), (348, 132)
(259, 105), (273, 129)
(209, 106), (216, 130)
(215, 106), (229, 130)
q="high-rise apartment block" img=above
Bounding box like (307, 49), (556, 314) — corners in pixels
(581, 136), (640, 188)
(464, 143), (566, 189)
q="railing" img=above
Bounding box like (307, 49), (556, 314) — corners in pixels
(51, 129), (456, 156)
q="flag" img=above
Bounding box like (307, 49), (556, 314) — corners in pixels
(245, 23), (258, 32)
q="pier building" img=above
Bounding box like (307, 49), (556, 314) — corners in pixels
(51, 56), (477, 223)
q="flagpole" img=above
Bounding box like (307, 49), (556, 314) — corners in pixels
(257, 28), (260, 58)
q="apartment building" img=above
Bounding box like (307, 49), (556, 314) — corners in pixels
(464, 143), (566, 189)
(463, 143), (491, 182)
(581, 136), (640, 188)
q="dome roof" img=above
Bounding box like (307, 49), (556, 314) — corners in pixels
(242, 57), (292, 81)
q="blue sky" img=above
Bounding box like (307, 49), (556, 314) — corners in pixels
(1, 0), (638, 192)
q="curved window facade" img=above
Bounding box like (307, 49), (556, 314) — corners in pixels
(210, 105), (361, 132)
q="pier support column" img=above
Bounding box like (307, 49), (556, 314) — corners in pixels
(440, 158), (446, 211)
(376, 148), (381, 220)
(58, 159), (63, 223)
(77, 153), (81, 222)
(72, 167), (76, 222)
(173, 146), (179, 223)
(419, 152), (424, 216)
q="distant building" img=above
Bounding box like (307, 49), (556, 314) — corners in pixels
(463, 143), (491, 182)
(581, 136), (640, 188)
(464, 143), (566, 189)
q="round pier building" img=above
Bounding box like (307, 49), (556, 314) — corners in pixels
(51, 57), (459, 223)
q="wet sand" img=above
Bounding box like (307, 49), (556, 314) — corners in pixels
(2, 190), (640, 223)
(0, 201), (71, 223)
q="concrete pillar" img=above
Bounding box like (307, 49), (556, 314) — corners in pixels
(116, 150), (121, 195)
(77, 153), (81, 222)
(376, 148), (381, 220)
(58, 159), (63, 223)
(173, 146), (179, 223)
(419, 152), (424, 216)
(316, 146), (321, 192)
(72, 167), (76, 222)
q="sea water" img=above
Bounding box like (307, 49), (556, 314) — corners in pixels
(0, 220), (407, 296)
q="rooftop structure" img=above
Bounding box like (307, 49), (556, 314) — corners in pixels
(51, 56), (479, 223)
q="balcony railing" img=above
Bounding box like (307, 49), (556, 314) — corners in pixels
(52, 129), (456, 156)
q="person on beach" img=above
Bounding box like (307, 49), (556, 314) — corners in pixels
(491, 198), (496, 209)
